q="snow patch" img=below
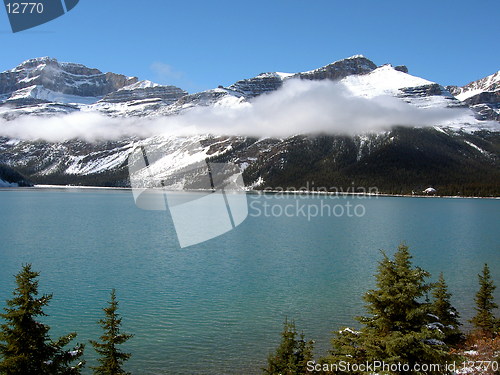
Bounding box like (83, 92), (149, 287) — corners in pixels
(120, 80), (160, 90)
(342, 65), (433, 98)
(7, 85), (100, 105)
(455, 89), (484, 101)
(464, 140), (488, 155)
(339, 327), (360, 335)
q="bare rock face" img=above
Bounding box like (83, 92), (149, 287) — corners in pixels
(465, 91), (500, 121)
(461, 71), (500, 95)
(399, 83), (445, 97)
(295, 55), (377, 81)
(0, 57), (138, 98)
(395, 65), (408, 73)
(228, 73), (286, 98)
(222, 56), (378, 99)
(101, 85), (188, 104)
(174, 89), (231, 107)
(447, 71), (500, 121)
(446, 85), (460, 97)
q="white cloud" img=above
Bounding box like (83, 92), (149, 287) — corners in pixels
(0, 79), (469, 142)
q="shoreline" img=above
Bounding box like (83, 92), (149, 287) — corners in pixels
(1, 184), (495, 199)
(34, 184), (132, 190)
(249, 190), (500, 200)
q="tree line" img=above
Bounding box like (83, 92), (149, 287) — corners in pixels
(0, 265), (132, 375)
(264, 244), (500, 375)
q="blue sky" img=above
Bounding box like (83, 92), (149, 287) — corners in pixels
(0, 0), (498, 92)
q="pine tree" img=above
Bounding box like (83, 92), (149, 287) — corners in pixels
(328, 327), (365, 374)
(470, 264), (499, 336)
(431, 272), (462, 345)
(0, 264), (84, 375)
(263, 319), (314, 375)
(90, 289), (133, 375)
(326, 244), (455, 374)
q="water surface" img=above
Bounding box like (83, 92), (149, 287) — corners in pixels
(0, 189), (498, 374)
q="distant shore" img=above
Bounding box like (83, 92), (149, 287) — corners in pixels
(248, 189), (500, 200)
(34, 184), (131, 190)
(1, 184), (493, 199)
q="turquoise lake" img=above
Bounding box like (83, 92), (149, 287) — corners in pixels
(0, 189), (499, 374)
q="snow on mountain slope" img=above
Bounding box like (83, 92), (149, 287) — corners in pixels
(2, 55), (494, 130)
(127, 136), (223, 183)
(453, 70), (500, 101)
(6, 85), (100, 104)
(0, 57), (137, 103)
(63, 135), (231, 178)
(121, 80), (161, 90)
(447, 71), (500, 122)
(341, 64), (433, 97)
(0, 56), (499, 192)
(64, 145), (134, 175)
(338, 64), (497, 131)
(89, 82), (188, 117)
(162, 88), (244, 116)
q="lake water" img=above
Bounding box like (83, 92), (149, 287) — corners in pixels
(0, 189), (499, 374)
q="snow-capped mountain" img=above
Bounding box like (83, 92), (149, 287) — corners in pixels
(447, 70), (500, 121)
(0, 55), (492, 125)
(0, 57), (138, 118)
(449, 71), (500, 101)
(91, 81), (188, 117)
(0, 57), (137, 101)
(0, 56), (499, 195)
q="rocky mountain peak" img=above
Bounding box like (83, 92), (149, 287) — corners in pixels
(0, 55), (498, 194)
(448, 71), (500, 99)
(466, 70), (499, 91)
(227, 73), (287, 98)
(447, 70), (500, 121)
(0, 57), (138, 99)
(295, 55), (377, 81)
(226, 55), (377, 98)
(12, 57), (103, 77)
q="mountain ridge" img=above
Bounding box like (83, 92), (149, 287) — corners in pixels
(0, 56), (499, 195)
(447, 70), (500, 122)
(1, 55), (498, 122)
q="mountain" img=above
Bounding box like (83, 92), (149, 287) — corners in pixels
(0, 56), (499, 196)
(2, 57), (137, 96)
(0, 57), (138, 118)
(0, 164), (32, 187)
(447, 71), (500, 121)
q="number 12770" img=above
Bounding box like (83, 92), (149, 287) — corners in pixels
(6, 2), (44, 14)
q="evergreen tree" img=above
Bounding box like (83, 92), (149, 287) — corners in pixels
(263, 319), (314, 375)
(90, 289), (133, 375)
(328, 327), (365, 374)
(326, 244), (455, 374)
(431, 273), (462, 345)
(470, 264), (499, 336)
(0, 264), (84, 375)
